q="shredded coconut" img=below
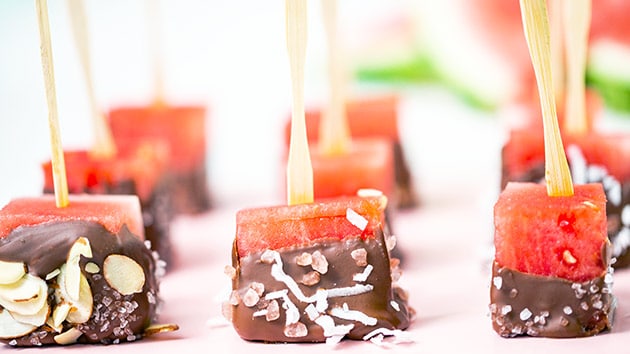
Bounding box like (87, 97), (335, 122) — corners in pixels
(353, 264), (373, 282)
(346, 208), (368, 231)
(330, 305), (377, 326)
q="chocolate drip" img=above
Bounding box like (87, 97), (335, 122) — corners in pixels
(0, 221), (160, 346)
(489, 263), (615, 338)
(229, 229), (410, 343)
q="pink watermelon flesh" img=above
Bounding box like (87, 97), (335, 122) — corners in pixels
(236, 195), (386, 258)
(311, 138), (395, 199)
(0, 194), (144, 239)
(494, 182), (608, 282)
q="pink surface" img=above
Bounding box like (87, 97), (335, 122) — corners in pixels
(7, 201), (630, 353)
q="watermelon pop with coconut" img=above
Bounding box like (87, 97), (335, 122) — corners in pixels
(0, 1), (175, 346)
(108, 1), (210, 215)
(224, 0), (411, 344)
(490, 0), (614, 338)
(501, 0), (630, 268)
(41, 0), (174, 268)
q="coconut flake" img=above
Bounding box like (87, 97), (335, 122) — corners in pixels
(363, 328), (415, 345)
(315, 289), (328, 312)
(330, 304), (377, 326)
(252, 309), (268, 317)
(390, 301), (400, 312)
(326, 284), (374, 298)
(622, 205), (630, 226)
(357, 188), (383, 198)
(353, 264), (373, 282)
(45, 269), (60, 281)
(305, 304), (319, 321)
(346, 208), (368, 231)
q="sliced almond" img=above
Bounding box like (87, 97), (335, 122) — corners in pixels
(64, 237), (93, 301)
(0, 309), (37, 339)
(56, 264), (93, 324)
(53, 327), (83, 345)
(84, 262), (100, 274)
(10, 300), (49, 327)
(0, 261), (26, 285)
(103, 254), (145, 295)
(143, 323), (180, 337)
(51, 302), (71, 332)
(0, 274), (48, 316)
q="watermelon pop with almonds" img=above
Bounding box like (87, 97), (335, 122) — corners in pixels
(224, 0), (411, 344)
(490, 0), (614, 338)
(0, 1), (175, 346)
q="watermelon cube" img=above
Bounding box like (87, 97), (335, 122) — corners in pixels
(283, 96), (417, 208)
(502, 129), (630, 267)
(42, 147), (174, 268)
(0, 194), (163, 346)
(226, 194), (411, 343)
(490, 182), (614, 337)
(108, 104), (211, 214)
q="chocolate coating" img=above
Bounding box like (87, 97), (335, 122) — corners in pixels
(0, 221), (160, 346)
(229, 229), (410, 343)
(168, 164), (211, 215)
(489, 262), (615, 338)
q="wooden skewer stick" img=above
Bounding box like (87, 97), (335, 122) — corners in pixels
(146, 0), (165, 106)
(519, 0), (574, 196)
(67, 0), (116, 158)
(562, 0), (591, 135)
(549, 0), (565, 107)
(286, 0), (313, 206)
(319, 0), (350, 156)
(36, 0), (69, 208)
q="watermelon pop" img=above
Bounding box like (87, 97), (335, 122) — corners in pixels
(277, 3), (411, 199)
(227, 194), (410, 343)
(225, 0), (411, 344)
(108, 104), (210, 215)
(107, 2), (210, 215)
(501, 0), (630, 267)
(0, 195), (164, 346)
(490, 0), (615, 338)
(0, 1), (174, 346)
(286, 96), (416, 209)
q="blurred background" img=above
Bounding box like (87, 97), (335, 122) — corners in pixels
(1, 0), (629, 209)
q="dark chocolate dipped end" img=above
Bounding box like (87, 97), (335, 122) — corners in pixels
(168, 164), (212, 215)
(227, 229), (410, 343)
(0, 221), (163, 346)
(489, 262), (615, 338)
